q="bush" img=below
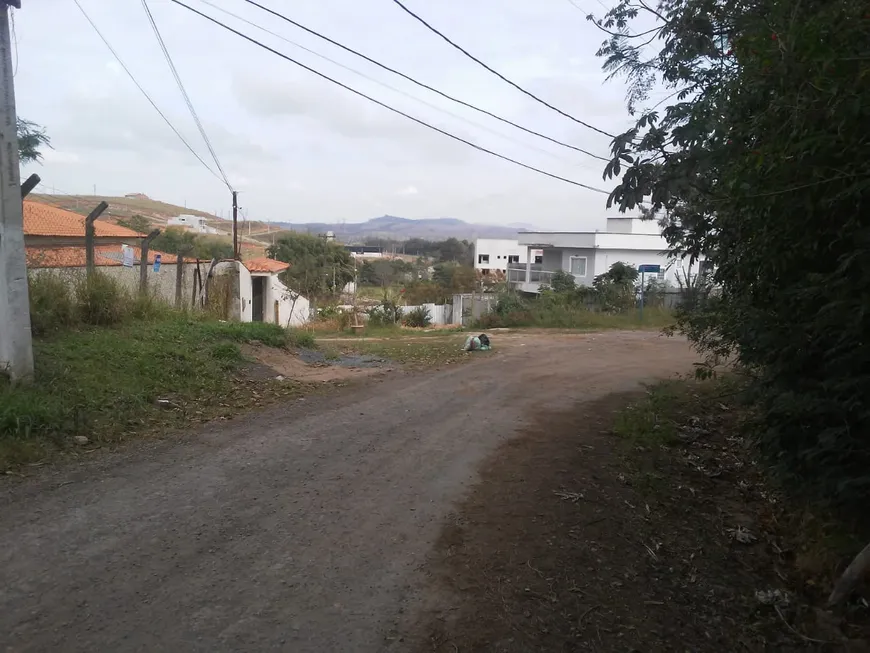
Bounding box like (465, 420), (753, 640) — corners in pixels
(74, 272), (128, 326)
(367, 299), (401, 327)
(27, 273), (78, 336)
(403, 305), (432, 328)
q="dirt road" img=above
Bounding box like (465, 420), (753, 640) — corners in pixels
(0, 331), (696, 652)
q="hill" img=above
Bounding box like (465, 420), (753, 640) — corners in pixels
(264, 216), (527, 242)
(28, 195), (532, 243)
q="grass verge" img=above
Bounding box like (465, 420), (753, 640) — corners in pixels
(613, 377), (869, 641)
(0, 317), (314, 470)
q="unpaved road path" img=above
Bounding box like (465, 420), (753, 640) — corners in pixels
(0, 331), (696, 652)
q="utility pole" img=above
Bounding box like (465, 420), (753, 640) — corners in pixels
(0, 1), (33, 382)
(232, 190), (238, 259)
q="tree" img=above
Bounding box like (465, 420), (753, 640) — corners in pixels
(595, 0), (869, 504)
(372, 260), (396, 288)
(18, 119), (51, 164)
(549, 270), (577, 294)
(596, 261), (637, 286)
(117, 214), (152, 234)
(268, 232), (353, 302)
(192, 236), (233, 261)
(151, 227), (195, 255)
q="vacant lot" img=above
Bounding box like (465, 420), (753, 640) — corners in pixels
(0, 331), (695, 652)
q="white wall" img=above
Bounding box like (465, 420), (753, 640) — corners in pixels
(399, 302), (454, 325)
(474, 238), (538, 272)
(605, 217), (661, 235)
(262, 273), (310, 327)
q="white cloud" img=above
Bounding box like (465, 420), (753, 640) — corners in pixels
(14, 0), (636, 227)
(40, 150), (81, 165)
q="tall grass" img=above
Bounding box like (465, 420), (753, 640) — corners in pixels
(475, 303), (675, 330)
(28, 270), (167, 335)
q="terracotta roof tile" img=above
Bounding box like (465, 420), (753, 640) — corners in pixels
(23, 201), (142, 238)
(244, 256), (290, 273)
(26, 245), (196, 268)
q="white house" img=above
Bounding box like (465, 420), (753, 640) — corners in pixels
(238, 257), (309, 327)
(167, 214), (220, 235)
(473, 238), (542, 275)
(510, 217), (704, 293)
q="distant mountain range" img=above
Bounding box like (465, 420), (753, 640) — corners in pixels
(268, 216), (539, 241)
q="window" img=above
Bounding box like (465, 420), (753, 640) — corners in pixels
(534, 255), (543, 264)
(507, 255), (519, 264)
(569, 256), (587, 276)
(478, 254), (489, 264)
(657, 268), (666, 281)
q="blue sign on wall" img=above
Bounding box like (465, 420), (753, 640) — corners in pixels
(153, 253), (162, 273)
(638, 264), (661, 273)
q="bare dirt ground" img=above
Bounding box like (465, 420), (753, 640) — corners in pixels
(0, 331), (696, 652)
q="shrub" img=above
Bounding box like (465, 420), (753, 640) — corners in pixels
(403, 305), (432, 328)
(75, 272), (128, 326)
(367, 299), (401, 327)
(28, 272), (79, 336)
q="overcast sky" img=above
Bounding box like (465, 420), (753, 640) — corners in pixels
(15, 0), (639, 229)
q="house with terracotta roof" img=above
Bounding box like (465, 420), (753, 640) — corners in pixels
(23, 200), (309, 326)
(239, 256), (309, 326)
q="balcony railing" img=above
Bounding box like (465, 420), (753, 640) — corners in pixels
(507, 265), (556, 285)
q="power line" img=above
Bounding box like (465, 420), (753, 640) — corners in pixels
(238, 0), (607, 162)
(390, 0), (616, 139)
(72, 0), (224, 184)
(169, 0), (610, 194)
(141, 0), (233, 191)
(198, 0), (598, 167)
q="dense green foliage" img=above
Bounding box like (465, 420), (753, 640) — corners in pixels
(116, 214), (152, 234)
(596, 0), (869, 504)
(268, 232), (354, 301)
(402, 305), (432, 328)
(150, 226), (234, 261)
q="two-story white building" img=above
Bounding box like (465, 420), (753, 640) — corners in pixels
(509, 217), (704, 293)
(473, 238), (542, 275)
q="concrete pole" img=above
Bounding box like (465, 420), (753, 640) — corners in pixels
(525, 246), (532, 284)
(0, 4), (33, 381)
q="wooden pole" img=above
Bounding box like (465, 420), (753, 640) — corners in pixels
(84, 201), (109, 277)
(20, 173), (40, 198)
(138, 229), (160, 295)
(274, 299), (279, 325)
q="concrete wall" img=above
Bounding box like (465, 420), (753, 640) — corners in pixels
(30, 262), (202, 309)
